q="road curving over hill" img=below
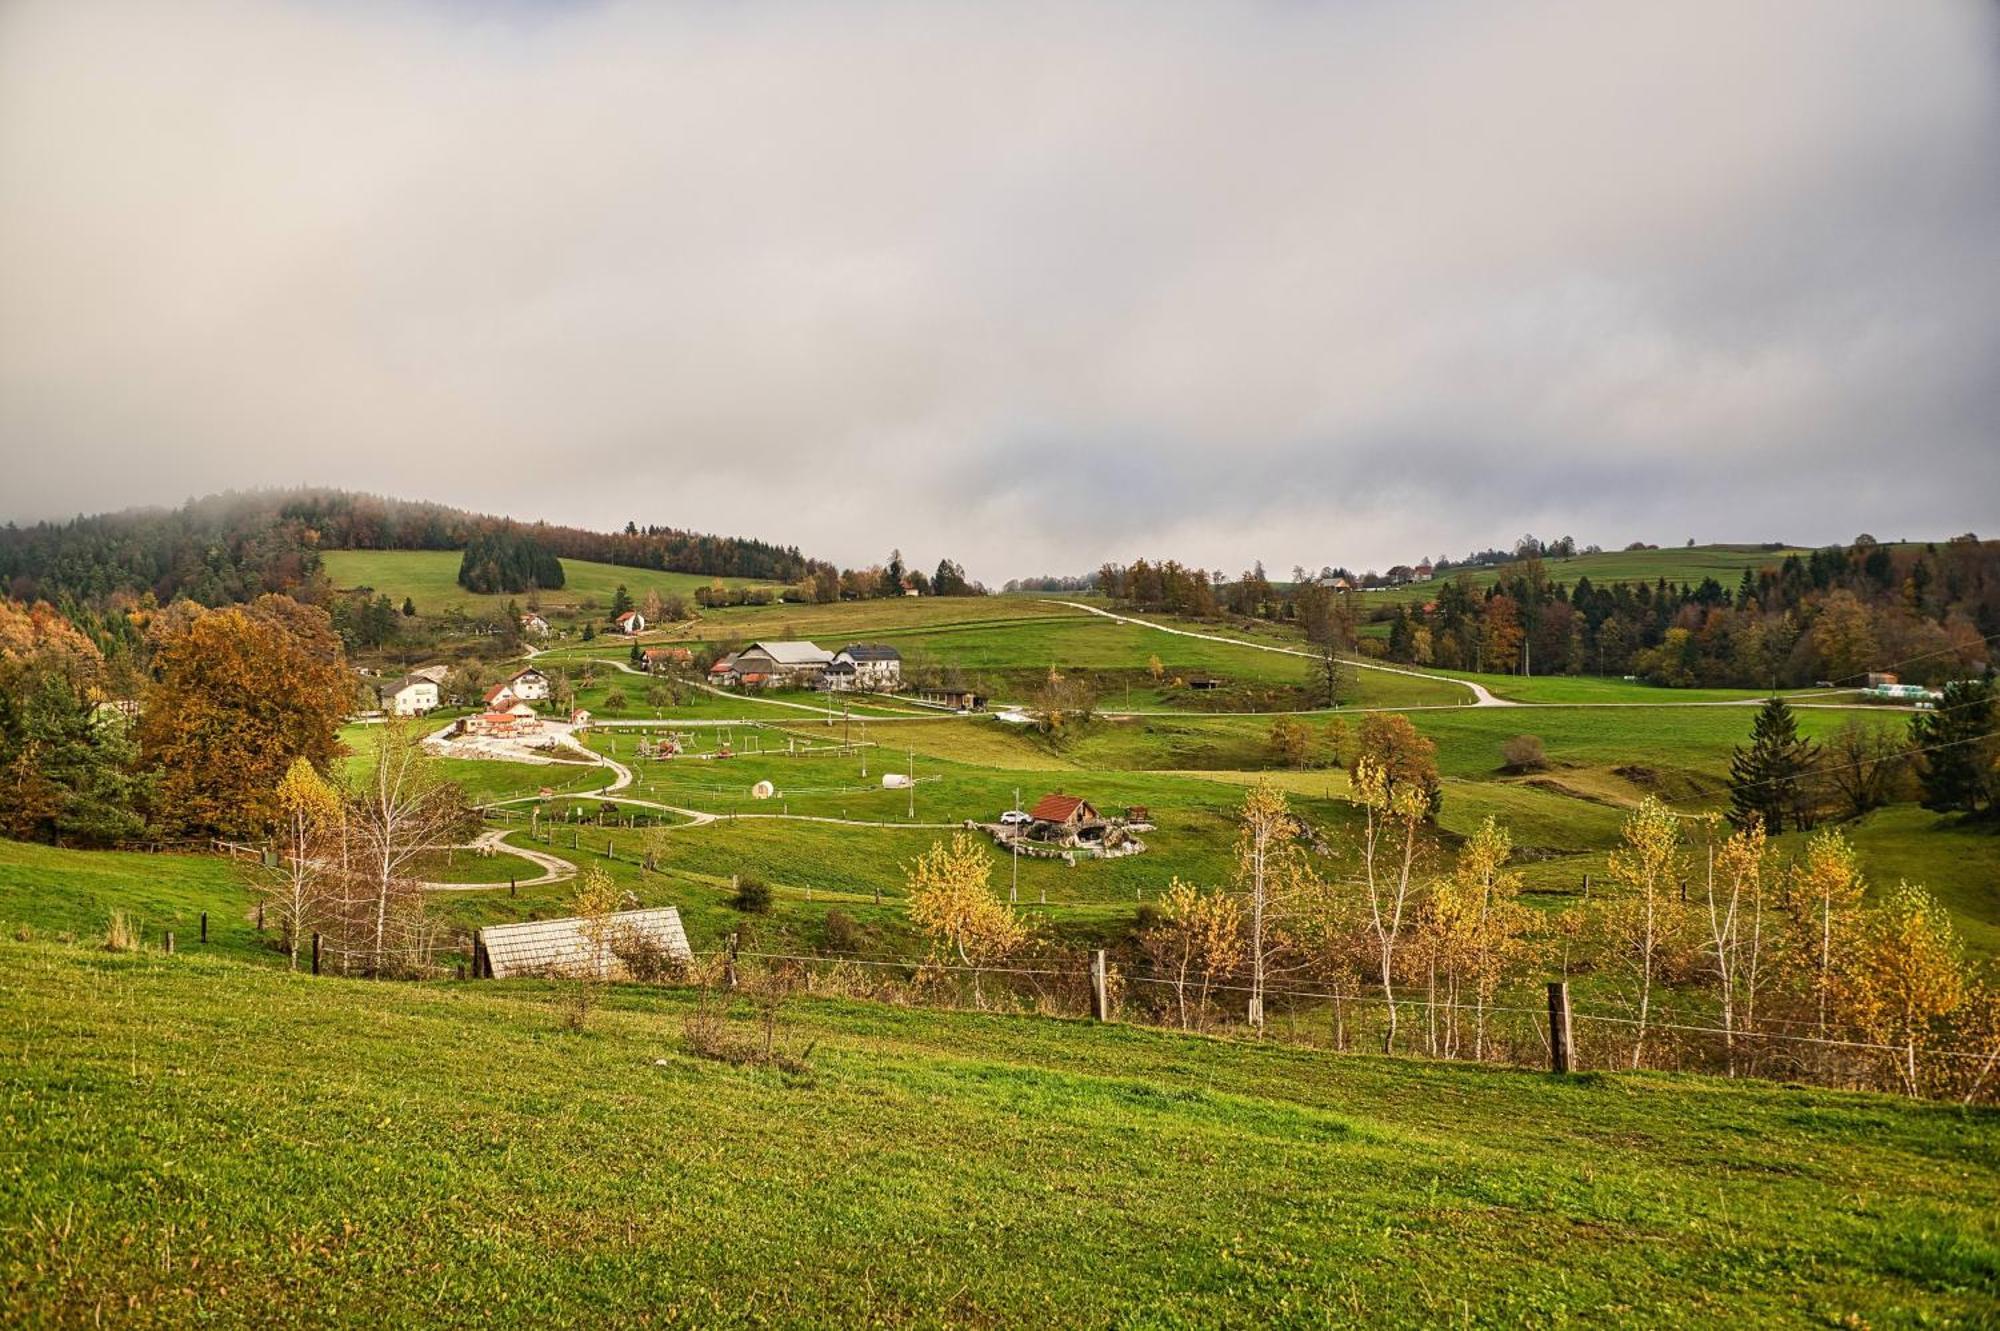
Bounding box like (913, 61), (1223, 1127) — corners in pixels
(1045, 599), (1509, 707)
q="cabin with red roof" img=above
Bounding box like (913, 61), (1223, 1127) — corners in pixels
(1028, 792), (1098, 828)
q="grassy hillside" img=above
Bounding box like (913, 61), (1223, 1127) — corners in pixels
(321, 549), (782, 617)
(1363, 543), (1817, 606)
(3, 940), (1995, 1328)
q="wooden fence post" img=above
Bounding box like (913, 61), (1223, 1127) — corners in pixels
(256, 903), (265, 932)
(200, 911), (208, 944)
(1581, 873), (1590, 899)
(311, 932), (322, 976)
(163, 931), (174, 955)
(1547, 981), (1573, 1074)
(1089, 949), (1110, 1021)
(725, 932), (739, 991)
(509, 877), (516, 897)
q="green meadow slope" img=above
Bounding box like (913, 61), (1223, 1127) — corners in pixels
(320, 549), (781, 616)
(2, 940), (1995, 1329)
(1361, 543), (1819, 606)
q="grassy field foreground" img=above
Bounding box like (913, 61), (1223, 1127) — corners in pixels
(3, 943), (1996, 1328)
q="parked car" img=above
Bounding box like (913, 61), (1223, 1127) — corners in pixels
(1000, 809), (1032, 825)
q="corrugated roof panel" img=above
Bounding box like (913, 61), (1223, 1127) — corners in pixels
(477, 907), (691, 980)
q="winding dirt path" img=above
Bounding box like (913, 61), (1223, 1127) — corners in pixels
(418, 828), (576, 892)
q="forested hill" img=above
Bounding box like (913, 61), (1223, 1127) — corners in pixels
(0, 489), (811, 606)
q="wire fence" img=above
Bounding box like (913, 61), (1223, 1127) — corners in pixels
(664, 946), (2000, 1104)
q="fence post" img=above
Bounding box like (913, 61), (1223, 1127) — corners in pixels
(164, 931), (175, 955)
(257, 903), (265, 932)
(1089, 949), (1110, 1021)
(200, 911), (208, 944)
(1581, 873), (1590, 899)
(509, 877), (516, 897)
(606, 838), (614, 860)
(725, 932), (739, 990)
(311, 932), (322, 976)
(1547, 981), (1573, 1074)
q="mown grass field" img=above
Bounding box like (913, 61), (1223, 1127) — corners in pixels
(2, 939), (1995, 1328)
(320, 549), (781, 617)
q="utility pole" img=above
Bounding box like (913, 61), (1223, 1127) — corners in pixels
(1010, 786), (1020, 903)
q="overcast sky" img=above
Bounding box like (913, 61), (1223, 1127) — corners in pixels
(3, 0), (1997, 581)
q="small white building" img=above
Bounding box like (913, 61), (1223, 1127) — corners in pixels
(507, 667), (551, 701)
(614, 610), (646, 635)
(520, 613), (550, 637)
(385, 674), (441, 717)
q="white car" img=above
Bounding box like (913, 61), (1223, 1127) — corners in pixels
(999, 810), (1032, 826)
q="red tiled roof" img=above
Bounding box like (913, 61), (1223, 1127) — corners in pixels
(484, 683), (510, 703)
(1029, 793), (1095, 823)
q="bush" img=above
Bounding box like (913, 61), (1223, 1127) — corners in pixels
(821, 909), (862, 955)
(733, 876), (773, 913)
(1500, 734), (1548, 773)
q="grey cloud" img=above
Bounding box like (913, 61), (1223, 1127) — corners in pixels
(2, 0), (1996, 581)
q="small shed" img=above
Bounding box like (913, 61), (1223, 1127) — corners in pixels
(472, 907), (691, 980)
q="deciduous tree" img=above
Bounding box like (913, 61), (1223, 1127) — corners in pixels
(139, 597), (352, 839)
(263, 757), (341, 969)
(1351, 758), (1430, 1052)
(906, 833), (1027, 975)
(1600, 796), (1690, 1068)
(1140, 878), (1244, 1031)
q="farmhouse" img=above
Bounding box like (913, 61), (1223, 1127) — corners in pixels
(483, 681), (521, 710)
(708, 653), (741, 686)
(410, 664), (451, 686)
(520, 613), (550, 637)
(834, 643), (902, 691)
(506, 667), (551, 701)
(733, 641), (834, 684)
(820, 660), (857, 690)
(1413, 560), (1434, 581)
(614, 610), (646, 635)
(384, 674), (440, 716)
(642, 646), (693, 672)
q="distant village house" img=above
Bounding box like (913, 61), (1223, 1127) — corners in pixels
(384, 674), (441, 717)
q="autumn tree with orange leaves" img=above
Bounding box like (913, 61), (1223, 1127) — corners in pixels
(139, 596), (354, 838)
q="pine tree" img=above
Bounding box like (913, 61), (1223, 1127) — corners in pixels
(610, 584), (633, 617)
(1909, 677), (1995, 813)
(1729, 696), (1818, 832)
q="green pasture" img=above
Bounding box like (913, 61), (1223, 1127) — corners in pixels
(1362, 543), (1820, 606)
(3, 939), (1995, 1327)
(320, 549), (781, 618)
